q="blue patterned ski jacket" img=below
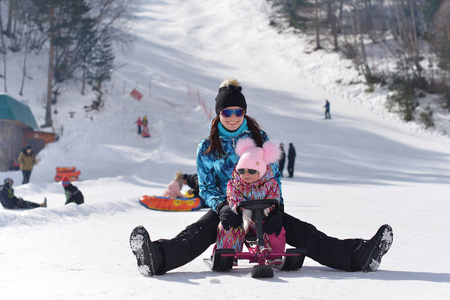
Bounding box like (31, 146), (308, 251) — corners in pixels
(196, 128), (282, 213)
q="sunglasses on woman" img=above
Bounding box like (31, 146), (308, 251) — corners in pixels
(220, 108), (245, 118)
(237, 168), (258, 175)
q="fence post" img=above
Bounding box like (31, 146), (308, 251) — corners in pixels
(187, 83), (213, 120)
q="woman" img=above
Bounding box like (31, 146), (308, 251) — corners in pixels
(18, 145), (37, 184)
(130, 78), (393, 276)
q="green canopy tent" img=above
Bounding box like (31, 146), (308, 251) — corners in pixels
(0, 95), (54, 171)
(0, 94), (38, 129)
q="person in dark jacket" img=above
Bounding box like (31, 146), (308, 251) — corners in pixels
(129, 78), (393, 277)
(18, 146), (38, 184)
(61, 177), (84, 205)
(183, 173), (208, 208)
(278, 143), (286, 177)
(324, 100), (331, 119)
(0, 178), (46, 209)
(287, 143), (296, 178)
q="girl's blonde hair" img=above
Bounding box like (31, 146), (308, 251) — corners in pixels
(174, 171), (183, 180)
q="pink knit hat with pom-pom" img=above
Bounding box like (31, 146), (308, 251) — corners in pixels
(235, 138), (281, 179)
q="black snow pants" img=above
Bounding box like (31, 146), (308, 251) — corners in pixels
(287, 160), (295, 177)
(16, 200), (40, 209)
(22, 170), (32, 184)
(155, 210), (356, 274)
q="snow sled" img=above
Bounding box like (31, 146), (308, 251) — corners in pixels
(139, 195), (202, 211)
(141, 133), (151, 138)
(56, 166), (76, 173)
(54, 175), (79, 182)
(204, 199), (306, 278)
(55, 170), (81, 178)
(55, 167), (81, 182)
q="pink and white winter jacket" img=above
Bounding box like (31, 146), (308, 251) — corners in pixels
(163, 180), (184, 198)
(226, 166), (280, 213)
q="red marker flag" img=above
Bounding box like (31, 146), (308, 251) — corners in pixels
(130, 88), (143, 101)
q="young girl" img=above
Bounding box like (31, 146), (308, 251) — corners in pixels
(61, 176), (84, 205)
(142, 115), (149, 136)
(216, 138), (286, 262)
(162, 171), (184, 198)
(135, 117), (142, 135)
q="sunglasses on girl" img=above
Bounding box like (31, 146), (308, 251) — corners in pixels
(220, 108), (245, 118)
(237, 168), (258, 175)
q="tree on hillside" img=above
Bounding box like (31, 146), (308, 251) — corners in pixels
(29, 0), (97, 127)
(86, 35), (115, 110)
(5, 0), (14, 37)
(431, 1), (449, 72)
(81, 0), (135, 96)
(0, 2), (8, 92)
(313, 0), (323, 50)
(326, 0), (341, 51)
(431, 0), (450, 110)
(282, 0), (311, 29)
(87, 0), (136, 45)
(12, 1), (44, 95)
(22, 0), (135, 127)
(81, 0), (135, 110)
(29, 0), (56, 127)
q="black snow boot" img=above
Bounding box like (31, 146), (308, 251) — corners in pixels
(130, 225), (163, 276)
(351, 224), (393, 272)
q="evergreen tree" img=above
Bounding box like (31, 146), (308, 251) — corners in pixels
(86, 35), (115, 110)
(30, 0), (94, 126)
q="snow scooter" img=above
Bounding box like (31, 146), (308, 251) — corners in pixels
(204, 199), (306, 278)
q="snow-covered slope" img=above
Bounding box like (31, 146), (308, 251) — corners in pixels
(1, 0), (449, 299)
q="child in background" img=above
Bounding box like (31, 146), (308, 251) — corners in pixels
(163, 171), (184, 198)
(0, 177), (46, 209)
(183, 174), (208, 208)
(61, 177), (84, 205)
(142, 115), (149, 136)
(216, 138), (286, 263)
(135, 117), (142, 135)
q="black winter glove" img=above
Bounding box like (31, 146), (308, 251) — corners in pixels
(263, 206), (283, 236)
(218, 202), (242, 230)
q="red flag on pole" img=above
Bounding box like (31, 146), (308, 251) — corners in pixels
(130, 88), (143, 101)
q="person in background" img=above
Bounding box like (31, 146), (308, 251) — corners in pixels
(18, 145), (38, 184)
(142, 115), (149, 136)
(61, 177), (84, 205)
(278, 143), (286, 177)
(183, 173), (208, 208)
(287, 143), (296, 178)
(163, 171), (184, 198)
(135, 117), (143, 135)
(324, 100), (331, 119)
(0, 178), (46, 209)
